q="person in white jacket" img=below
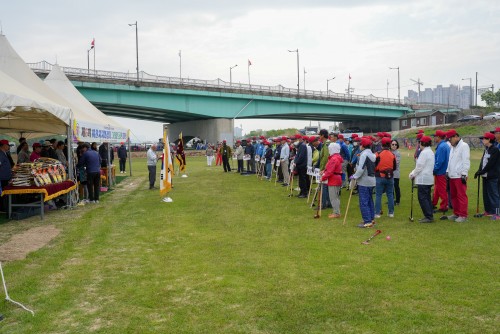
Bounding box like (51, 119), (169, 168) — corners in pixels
(409, 136), (435, 223)
(445, 129), (470, 222)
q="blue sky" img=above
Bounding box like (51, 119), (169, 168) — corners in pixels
(2, 0), (499, 140)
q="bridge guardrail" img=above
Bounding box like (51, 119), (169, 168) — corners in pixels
(26, 60), (429, 108)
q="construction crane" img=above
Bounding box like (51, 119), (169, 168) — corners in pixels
(410, 78), (424, 103)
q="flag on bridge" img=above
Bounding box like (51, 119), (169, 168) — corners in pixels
(90, 38), (95, 49)
(248, 59), (252, 66)
(160, 127), (173, 196)
(176, 132), (186, 173)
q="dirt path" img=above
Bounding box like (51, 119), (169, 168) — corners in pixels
(0, 176), (143, 262)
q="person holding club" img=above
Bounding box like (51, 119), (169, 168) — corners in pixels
(445, 129), (470, 222)
(351, 137), (377, 228)
(474, 132), (500, 218)
(409, 136), (435, 223)
(432, 130), (450, 216)
(321, 143), (343, 219)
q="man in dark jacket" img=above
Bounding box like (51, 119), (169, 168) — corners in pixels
(244, 139), (255, 174)
(118, 143), (127, 173)
(78, 143), (102, 203)
(274, 140), (283, 182)
(475, 132), (500, 217)
(99, 142), (109, 168)
(293, 135), (308, 198)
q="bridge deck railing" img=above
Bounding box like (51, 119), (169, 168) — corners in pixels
(27, 60), (412, 107)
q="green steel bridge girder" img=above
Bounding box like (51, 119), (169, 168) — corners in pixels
(72, 81), (411, 123)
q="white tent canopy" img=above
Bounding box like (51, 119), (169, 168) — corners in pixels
(0, 69), (72, 136)
(44, 65), (128, 143)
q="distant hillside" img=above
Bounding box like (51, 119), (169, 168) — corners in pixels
(393, 119), (500, 139)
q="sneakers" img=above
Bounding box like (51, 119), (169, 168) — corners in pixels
(388, 213), (394, 218)
(328, 213), (341, 219)
(455, 216), (468, 223)
(447, 215), (458, 221)
(357, 221), (375, 228)
(95, 200), (100, 204)
(419, 218), (434, 223)
(374, 214), (381, 218)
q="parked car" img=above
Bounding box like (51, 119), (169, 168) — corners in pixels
(343, 127), (362, 133)
(483, 112), (500, 121)
(457, 115), (482, 122)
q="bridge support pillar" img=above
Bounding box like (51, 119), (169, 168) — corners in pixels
(167, 118), (234, 145)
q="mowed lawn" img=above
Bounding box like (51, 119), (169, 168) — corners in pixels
(0, 149), (498, 333)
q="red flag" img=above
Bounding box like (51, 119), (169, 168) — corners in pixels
(90, 38), (95, 49)
(248, 59), (252, 66)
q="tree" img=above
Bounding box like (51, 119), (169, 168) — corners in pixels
(481, 90), (498, 107)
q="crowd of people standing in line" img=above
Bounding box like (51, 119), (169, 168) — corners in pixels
(211, 126), (500, 227)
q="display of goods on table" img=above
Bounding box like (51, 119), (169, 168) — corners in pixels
(11, 158), (67, 187)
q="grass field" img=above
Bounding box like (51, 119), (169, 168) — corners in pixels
(0, 149), (499, 333)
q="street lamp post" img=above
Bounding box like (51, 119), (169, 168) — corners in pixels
(327, 77), (335, 95)
(230, 64), (238, 86)
(462, 77), (472, 109)
(389, 66), (400, 103)
(128, 21), (139, 82)
(288, 49), (299, 95)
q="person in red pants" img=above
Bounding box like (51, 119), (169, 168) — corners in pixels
(445, 129), (470, 222)
(432, 130), (450, 215)
(215, 143), (223, 166)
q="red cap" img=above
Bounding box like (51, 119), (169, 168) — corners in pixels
(433, 130), (446, 137)
(480, 132), (495, 140)
(32, 142), (41, 148)
(223, 140), (227, 143)
(281, 136), (287, 141)
(246, 138), (252, 141)
(309, 136), (318, 142)
(236, 140), (241, 143)
(259, 135), (266, 140)
(360, 138), (372, 147)
(416, 129), (424, 134)
(494, 127), (500, 133)
(416, 133), (423, 140)
(294, 134), (302, 139)
(338, 134), (344, 139)
(371, 136), (377, 142)
(420, 136), (432, 144)
(385, 133), (392, 138)
(376, 132), (384, 137)
(351, 133), (358, 138)
(264, 141), (270, 145)
(302, 135), (309, 141)
(354, 137), (361, 142)
(381, 137), (392, 145)
(0, 140), (9, 146)
(446, 129), (458, 138)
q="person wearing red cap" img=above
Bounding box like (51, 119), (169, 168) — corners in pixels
(390, 140), (401, 205)
(332, 133), (351, 188)
(352, 138), (377, 228)
(445, 129), (470, 222)
(432, 130), (450, 214)
(409, 136), (435, 223)
(279, 136), (290, 185)
(373, 133), (383, 153)
(244, 139), (256, 173)
(318, 129), (332, 208)
(474, 132), (500, 218)
(374, 137), (397, 218)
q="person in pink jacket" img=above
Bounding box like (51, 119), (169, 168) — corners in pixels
(321, 143), (344, 218)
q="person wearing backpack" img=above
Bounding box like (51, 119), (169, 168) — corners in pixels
(374, 137), (397, 218)
(351, 137), (377, 228)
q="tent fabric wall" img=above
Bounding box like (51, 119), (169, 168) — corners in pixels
(44, 65), (128, 143)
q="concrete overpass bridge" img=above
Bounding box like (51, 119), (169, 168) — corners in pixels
(29, 61), (414, 143)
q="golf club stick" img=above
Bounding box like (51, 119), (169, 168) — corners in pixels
(274, 161), (280, 186)
(288, 174), (295, 197)
(361, 229), (382, 245)
(342, 178), (356, 226)
(409, 179), (415, 222)
(314, 182), (323, 218)
(310, 182), (320, 208)
(307, 175), (314, 202)
(474, 176), (482, 218)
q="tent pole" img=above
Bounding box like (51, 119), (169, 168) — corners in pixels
(128, 131), (132, 176)
(67, 121), (75, 207)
